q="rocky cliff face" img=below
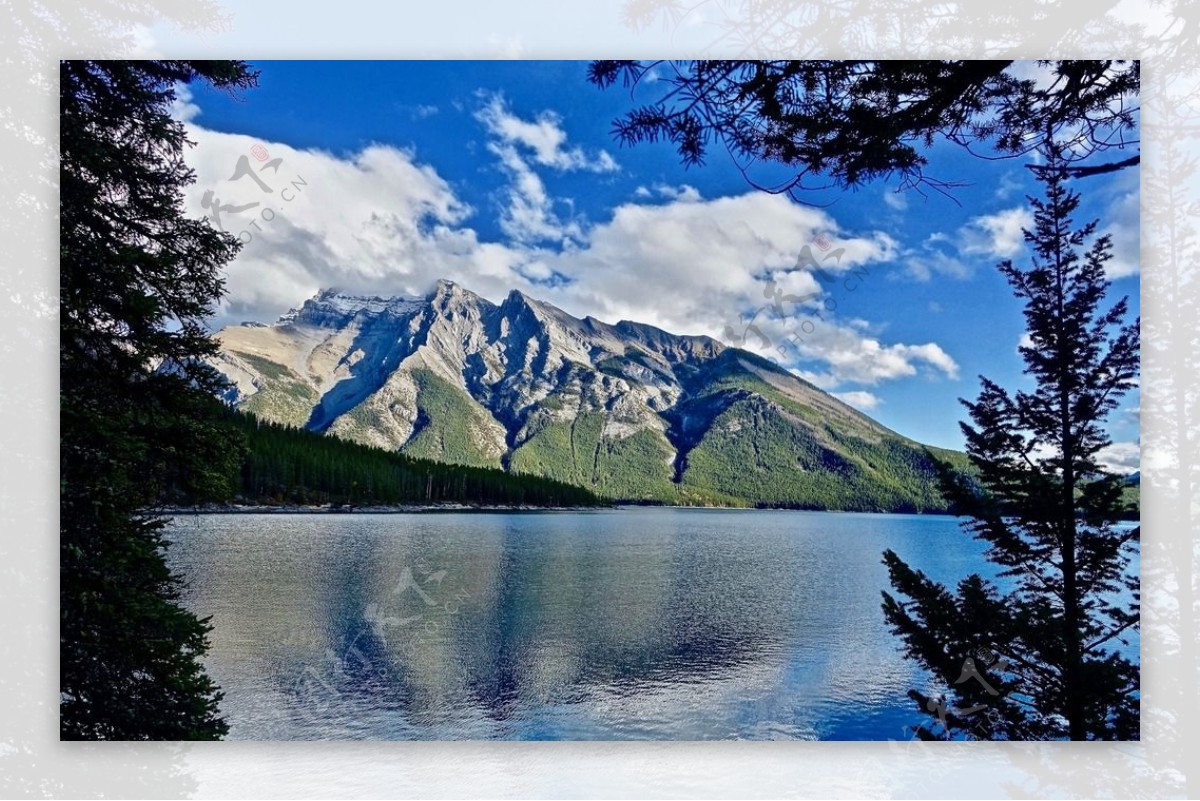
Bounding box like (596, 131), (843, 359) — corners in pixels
(212, 280), (964, 510)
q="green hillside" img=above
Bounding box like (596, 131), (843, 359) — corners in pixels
(496, 351), (972, 512)
(207, 411), (604, 508)
(510, 409), (683, 502)
(233, 351), (319, 428)
(401, 369), (505, 468)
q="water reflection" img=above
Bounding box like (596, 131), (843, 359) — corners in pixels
(166, 509), (990, 740)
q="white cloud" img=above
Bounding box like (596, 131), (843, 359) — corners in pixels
(181, 124), (957, 399)
(539, 192), (895, 339)
(994, 172), (1024, 200)
(757, 315), (959, 386)
(632, 183), (701, 202)
(486, 137), (583, 245)
(833, 390), (882, 411)
(910, 168), (1138, 285)
(641, 66), (664, 83)
(1103, 184), (1140, 279)
(1027, 441), (1058, 467)
(182, 127), (482, 322)
(790, 368), (837, 390)
(169, 84), (200, 123)
(901, 248), (970, 282)
(898, 206), (1033, 282)
(1096, 441), (1140, 475)
(882, 189), (908, 211)
(653, 183), (702, 202)
(960, 207), (1033, 258)
(407, 104), (439, 120)
(475, 94), (617, 173)
(1007, 60), (1060, 91)
(1030, 440), (1140, 475)
(474, 94), (616, 246)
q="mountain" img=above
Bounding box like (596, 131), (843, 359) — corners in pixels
(211, 280), (967, 510)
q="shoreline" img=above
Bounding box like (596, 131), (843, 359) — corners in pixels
(160, 502), (967, 517)
(160, 502), (607, 515)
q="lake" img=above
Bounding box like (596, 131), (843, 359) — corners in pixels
(163, 508), (1127, 741)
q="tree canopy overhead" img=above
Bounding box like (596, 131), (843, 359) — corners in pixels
(588, 60), (1139, 197)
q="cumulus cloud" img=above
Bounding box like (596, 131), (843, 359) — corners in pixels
(1096, 441), (1140, 475)
(994, 172), (1025, 200)
(475, 94), (617, 173)
(898, 206), (1032, 282)
(833, 390), (882, 411)
(181, 124), (957, 400)
(1027, 440), (1140, 475)
(633, 183), (700, 202)
(169, 84), (200, 123)
(901, 247), (971, 282)
(654, 183), (702, 202)
(474, 94), (616, 246)
(960, 207), (1033, 258)
(908, 170), (1138, 284)
(757, 313), (959, 387)
(485, 136), (584, 245)
(182, 127), (480, 321)
(1102, 184), (1140, 279)
(882, 189), (908, 211)
(988, 172), (1027, 200)
(538, 191), (897, 339)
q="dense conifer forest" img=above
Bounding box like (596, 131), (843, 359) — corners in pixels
(219, 411), (605, 508)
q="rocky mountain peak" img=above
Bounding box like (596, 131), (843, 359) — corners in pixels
(432, 278), (465, 300)
(280, 287), (425, 328)
(210, 279), (961, 512)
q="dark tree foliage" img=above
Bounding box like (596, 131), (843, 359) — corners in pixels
(880, 147), (1140, 741)
(224, 412), (605, 508)
(588, 60), (1139, 197)
(60, 60), (257, 740)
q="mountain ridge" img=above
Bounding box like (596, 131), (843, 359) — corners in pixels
(211, 281), (966, 510)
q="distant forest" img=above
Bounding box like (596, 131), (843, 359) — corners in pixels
(176, 408), (1137, 517)
(200, 411), (605, 508)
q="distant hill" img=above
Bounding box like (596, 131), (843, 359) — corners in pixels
(211, 281), (970, 512)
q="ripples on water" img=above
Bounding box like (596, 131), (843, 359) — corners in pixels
(164, 508), (1137, 741)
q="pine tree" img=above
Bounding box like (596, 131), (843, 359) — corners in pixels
(880, 145), (1141, 741)
(588, 61), (1140, 195)
(60, 61), (257, 739)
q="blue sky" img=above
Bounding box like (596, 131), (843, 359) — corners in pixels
(177, 60), (1140, 463)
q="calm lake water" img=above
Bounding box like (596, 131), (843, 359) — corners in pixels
(164, 508), (1135, 741)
